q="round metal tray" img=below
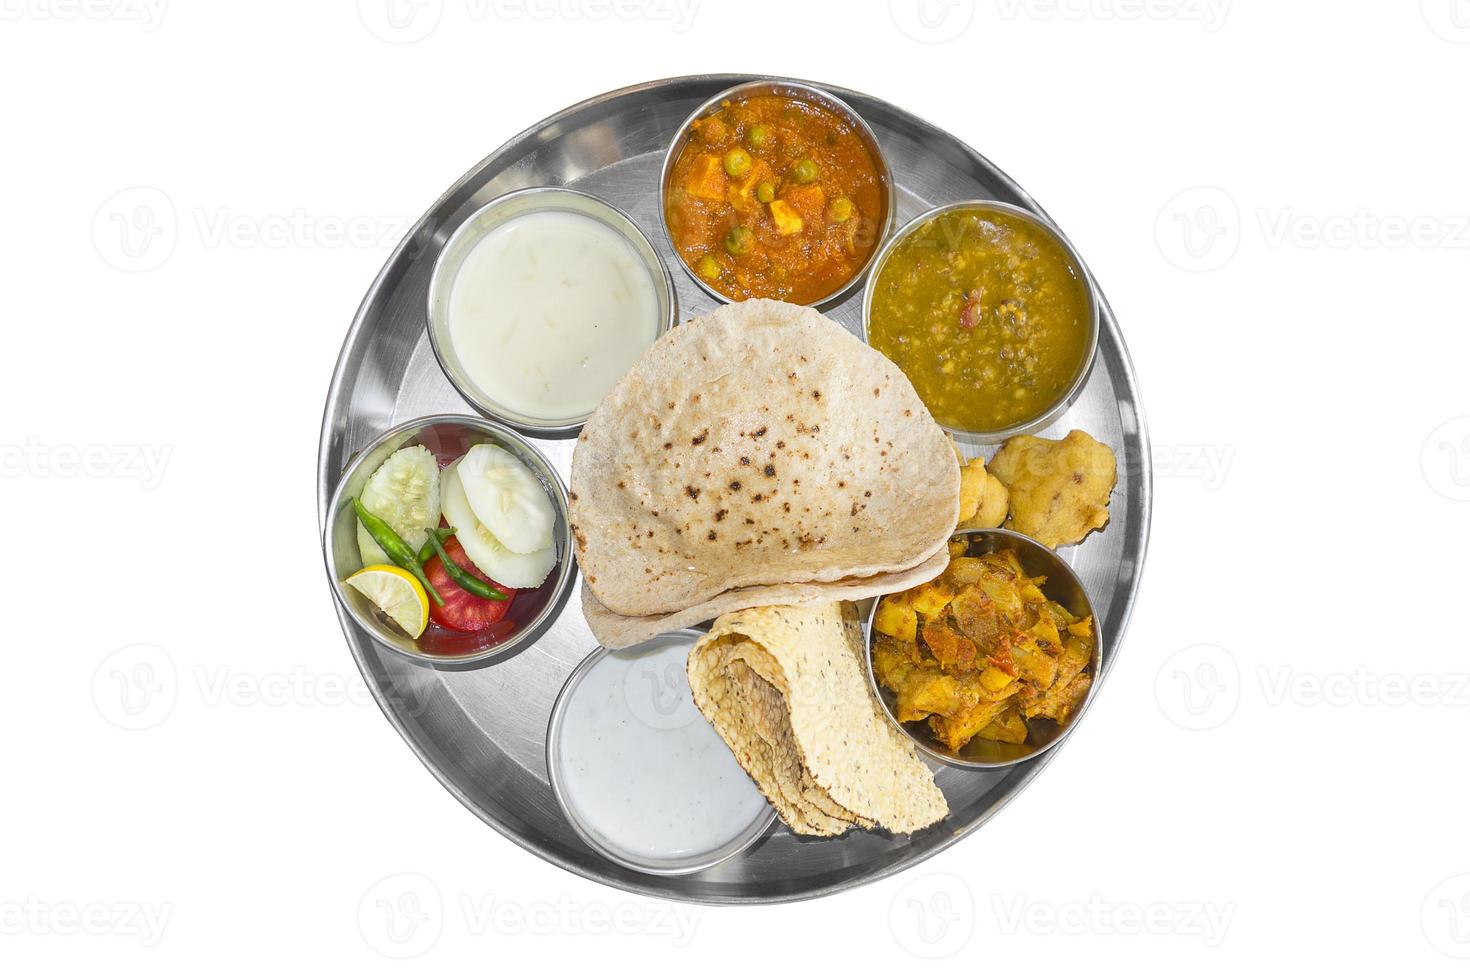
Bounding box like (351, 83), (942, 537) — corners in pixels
(316, 74), (1151, 905)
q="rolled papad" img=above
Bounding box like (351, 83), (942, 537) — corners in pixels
(686, 602), (949, 836)
(570, 299), (959, 618)
(581, 544), (949, 650)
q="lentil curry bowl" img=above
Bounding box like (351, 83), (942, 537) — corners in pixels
(662, 82), (892, 306)
(864, 201), (1097, 437)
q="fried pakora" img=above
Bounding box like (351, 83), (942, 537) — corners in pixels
(953, 442), (1009, 531)
(987, 429), (1116, 548)
(872, 547), (1095, 752)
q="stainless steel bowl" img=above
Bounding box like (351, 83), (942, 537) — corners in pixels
(545, 629), (776, 876)
(860, 199), (1101, 442)
(658, 78), (896, 310)
(864, 527), (1103, 769)
(323, 413), (577, 670)
(426, 186), (677, 438)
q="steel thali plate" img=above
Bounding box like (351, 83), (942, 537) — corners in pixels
(316, 74), (1151, 904)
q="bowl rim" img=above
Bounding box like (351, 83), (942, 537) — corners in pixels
(425, 185), (678, 439)
(322, 412), (577, 671)
(860, 198), (1102, 442)
(544, 628), (778, 876)
(657, 77), (898, 311)
(863, 526), (1104, 770)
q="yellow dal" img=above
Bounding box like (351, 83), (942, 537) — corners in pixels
(867, 207), (1090, 432)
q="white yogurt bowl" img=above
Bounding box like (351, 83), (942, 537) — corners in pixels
(546, 630), (775, 876)
(427, 187), (677, 438)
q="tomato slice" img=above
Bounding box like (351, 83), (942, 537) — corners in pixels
(424, 535), (517, 632)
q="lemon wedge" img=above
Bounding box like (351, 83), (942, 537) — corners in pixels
(345, 565), (429, 638)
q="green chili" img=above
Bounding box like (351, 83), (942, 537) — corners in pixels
(425, 529), (508, 601)
(415, 527), (455, 565)
(352, 498), (444, 605)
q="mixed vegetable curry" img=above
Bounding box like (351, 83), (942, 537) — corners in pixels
(665, 93), (886, 305)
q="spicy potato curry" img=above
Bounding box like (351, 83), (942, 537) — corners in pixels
(873, 544), (1094, 751)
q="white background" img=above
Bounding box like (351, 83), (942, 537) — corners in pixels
(3, 0), (1468, 973)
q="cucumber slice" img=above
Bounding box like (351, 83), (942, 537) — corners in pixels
(441, 462), (557, 589)
(455, 444), (556, 555)
(355, 445), (442, 567)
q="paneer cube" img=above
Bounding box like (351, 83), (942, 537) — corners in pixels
(768, 199), (804, 236)
(726, 159), (773, 211)
(781, 182), (826, 222)
(685, 154), (727, 202)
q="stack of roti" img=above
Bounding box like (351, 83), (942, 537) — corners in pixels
(686, 602), (948, 835)
(570, 299), (960, 648)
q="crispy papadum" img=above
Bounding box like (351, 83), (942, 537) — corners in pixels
(570, 299), (959, 618)
(687, 602), (949, 837)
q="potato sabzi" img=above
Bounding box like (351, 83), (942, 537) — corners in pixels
(665, 93), (885, 304)
(872, 543), (1094, 751)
